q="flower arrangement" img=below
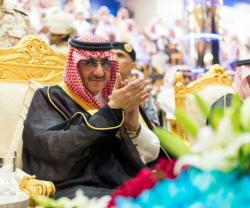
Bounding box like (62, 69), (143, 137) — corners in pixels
(107, 158), (177, 208)
(114, 95), (250, 208)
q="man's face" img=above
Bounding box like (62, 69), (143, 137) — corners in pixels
(182, 71), (193, 86)
(49, 33), (67, 45)
(78, 58), (112, 95)
(112, 49), (135, 80)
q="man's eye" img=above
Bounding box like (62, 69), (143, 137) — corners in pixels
(117, 53), (125, 58)
(101, 60), (112, 67)
(85, 59), (97, 66)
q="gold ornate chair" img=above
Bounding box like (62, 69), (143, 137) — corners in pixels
(0, 35), (66, 198)
(175, 64), (234, 141)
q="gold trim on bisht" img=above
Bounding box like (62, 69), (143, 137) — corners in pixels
(47, 82), (124, 130)
(59, 82), (97, 114)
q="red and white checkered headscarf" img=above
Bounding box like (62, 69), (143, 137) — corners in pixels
(64, 35), (119, 108)
(233, 65), (250, 99)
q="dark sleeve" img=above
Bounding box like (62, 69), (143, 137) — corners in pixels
(22, 89), (123, 162)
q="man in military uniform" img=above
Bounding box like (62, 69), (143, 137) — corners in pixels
(112, 42), (160, 126)
(0, 0), (31, 48)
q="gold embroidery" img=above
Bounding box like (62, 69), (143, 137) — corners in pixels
(47, 85), (125, 130)
(47, 87), (68, 120)
(59, 82), (96, 111)
(71, 111), (124, 130)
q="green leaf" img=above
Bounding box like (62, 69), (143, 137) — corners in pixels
(194, 94), (210, 117)
(208, 106), (224, 130)
(240, 97), (250, 132)
(229, 107), (242, 133)
(239, 143), (250, 173)
(175, 109), (199, 138)
(223, 94), (243, 133)
(31, 195), (64, 208)
(231, 94), (242, 109)
(154, 128), (190, 157)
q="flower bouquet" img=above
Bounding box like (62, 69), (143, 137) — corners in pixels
(112, 94), (250, 208)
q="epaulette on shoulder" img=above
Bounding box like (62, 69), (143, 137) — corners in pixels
(13, 8), (28, 16)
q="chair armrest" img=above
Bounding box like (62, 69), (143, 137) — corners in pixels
(19, 175), (56, 197)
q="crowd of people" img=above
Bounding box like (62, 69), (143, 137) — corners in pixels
(2, 0), (250, 82)
(1, 0), (250, 135)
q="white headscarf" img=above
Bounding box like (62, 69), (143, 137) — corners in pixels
(233, 65), (250, 99)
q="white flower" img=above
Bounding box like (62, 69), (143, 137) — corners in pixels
(192, 126), (216, 153)
(56, 190), (111, 208)
(174, 118), (250, 174)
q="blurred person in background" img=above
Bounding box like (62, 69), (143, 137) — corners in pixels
(22, 0), (59, 37)
(157, 65), (193, 129)
(112, 42), (160, 126)
(73, 12), (92, 35)
(45, 11), (76, 55)
(0, 0), (31, 48)
(94, 6), (117, 41)
(178, 67), (194, 86)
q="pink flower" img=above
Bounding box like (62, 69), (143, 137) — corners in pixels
(108, 168), (157, 208)
(108, 158), (178, 207)
(156, 158), (177, 179)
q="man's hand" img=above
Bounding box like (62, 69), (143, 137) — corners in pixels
(108, 73), (152, 111)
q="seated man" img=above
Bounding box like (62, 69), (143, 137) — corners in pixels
(112, 42), (160, 127)
(22, 35), (160, 199)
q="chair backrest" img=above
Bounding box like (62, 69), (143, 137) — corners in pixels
(0, 35), (66, 168)
(175, 64), (234, 141)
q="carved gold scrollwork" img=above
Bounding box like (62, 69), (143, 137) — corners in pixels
(0, 35), (66, 84)
(0, 70), (4, 79)
(15, 36), (57, 65)
(16, 36), (66, 66)
(20, 175), (56, 197)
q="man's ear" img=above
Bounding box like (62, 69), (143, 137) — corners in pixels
(131, 62), (136, 69)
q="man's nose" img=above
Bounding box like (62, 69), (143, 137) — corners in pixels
(93, 64), (105, 76)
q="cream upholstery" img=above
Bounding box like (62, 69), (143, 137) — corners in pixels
(0, 81), (29, 154)
(9, 81), (43, 169)
(0, 35), (66, 198)
(175, 64), (234, 141)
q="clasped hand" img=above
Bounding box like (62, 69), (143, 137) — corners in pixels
(108, 73), (152, 131)
(108, 74), (152, 112)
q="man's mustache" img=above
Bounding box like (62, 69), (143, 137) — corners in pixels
(88, 76), (105, 81)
